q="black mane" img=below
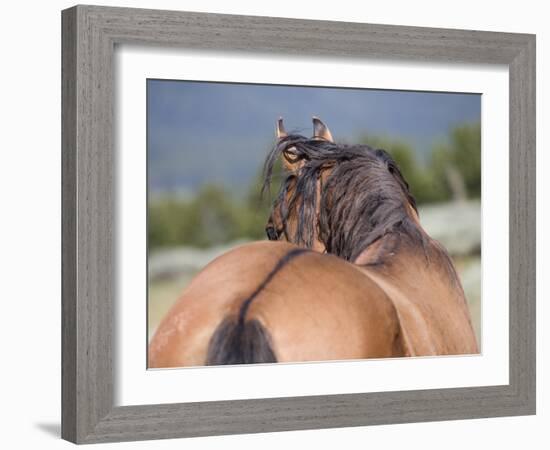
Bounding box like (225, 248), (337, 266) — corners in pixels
(263, 134), (428, 263)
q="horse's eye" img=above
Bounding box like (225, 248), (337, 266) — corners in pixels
(266, 226), (278, 241)
(283, 149), (300, 163)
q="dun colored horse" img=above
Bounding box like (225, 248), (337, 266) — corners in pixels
(148, 117), (478, 367)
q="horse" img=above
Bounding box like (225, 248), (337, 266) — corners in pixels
(148, 117), (478, 368)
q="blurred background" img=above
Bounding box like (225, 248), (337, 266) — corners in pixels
(147, 80), (482, 347)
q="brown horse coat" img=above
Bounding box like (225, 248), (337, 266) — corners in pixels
(149, 241), (405, 367)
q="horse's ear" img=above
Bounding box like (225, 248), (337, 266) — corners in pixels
(312, 116), (334, 142)
(276, 117), (287, 140)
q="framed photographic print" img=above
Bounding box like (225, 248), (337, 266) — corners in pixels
(61, 5), (536, 444)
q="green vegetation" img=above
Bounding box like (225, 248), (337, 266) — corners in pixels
(148, 164), (285, 249)
(149, 122), (481, 250)
(148, 183), (272, 249)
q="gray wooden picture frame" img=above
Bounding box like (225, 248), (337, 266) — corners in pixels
(61, 5), (536, 444)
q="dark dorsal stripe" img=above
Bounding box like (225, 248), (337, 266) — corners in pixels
(238, 248), (308, 326)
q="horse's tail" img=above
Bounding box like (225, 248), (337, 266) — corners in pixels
(206, 249), (309, 365)
(206, 317), (277, 365)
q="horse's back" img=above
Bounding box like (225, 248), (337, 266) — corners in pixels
(148, 241), (402, 367)
(245, 249), (402, 362)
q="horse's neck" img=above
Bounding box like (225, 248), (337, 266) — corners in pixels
(351, 204), (422, 265)
(353, 232), (463, 296)
(352, 233), (401, 267)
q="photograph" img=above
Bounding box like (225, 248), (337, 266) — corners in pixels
(53, 3), (537, 445)
(146, 80), (482, 368)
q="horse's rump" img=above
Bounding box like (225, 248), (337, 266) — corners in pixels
(149, 241), (405, 367)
